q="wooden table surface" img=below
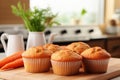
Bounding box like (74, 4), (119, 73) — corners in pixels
(0, 53), (120, 80)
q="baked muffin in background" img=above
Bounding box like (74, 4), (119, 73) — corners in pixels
(44, 44), (61, 53)
(51, 49), (82, 76)
(22, 46), (52, 73)
(60, 45), (68, 50)
(44, 44), (69, 55)
(81, 47), (111, 73)
(66, 42), (90, 55)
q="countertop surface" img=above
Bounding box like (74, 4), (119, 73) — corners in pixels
(53, 34), (120, 43)
(1, 25), (120, 43)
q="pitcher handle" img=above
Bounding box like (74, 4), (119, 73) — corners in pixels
(48, 33), (57, 44)
(1, 33), (8, 53)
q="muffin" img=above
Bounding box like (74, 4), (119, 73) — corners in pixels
(51, 49), (82, 76)
(44, 44), (61, 53)
(44, 44), (69, 54)
(22, 46), (52, 73)
(66, 42), (90, 55)
(81, 47), (111, 73)
(60, 46), (68, 50)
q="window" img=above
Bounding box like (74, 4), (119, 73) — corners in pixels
(30, 0), (104, 25)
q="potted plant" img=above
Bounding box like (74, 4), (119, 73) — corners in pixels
(11, 2), (59, 49)
(73, 9), (87, 25)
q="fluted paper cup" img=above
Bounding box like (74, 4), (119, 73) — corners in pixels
(83, 59), (110, 73)
(51, 60), (82, 76)
(23, 58), (50, 73)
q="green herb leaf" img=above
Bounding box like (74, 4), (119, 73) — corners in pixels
(81, 9), (87, 16)
(11, 2), (59, 32)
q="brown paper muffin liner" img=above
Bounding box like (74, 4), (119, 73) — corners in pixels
(83, 58), (110, 73)
(51, 60), (82, 76)
(23, 58), (50, 73)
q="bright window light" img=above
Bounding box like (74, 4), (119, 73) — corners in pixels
(30, 0), (104, 25)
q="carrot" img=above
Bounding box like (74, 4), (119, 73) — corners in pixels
(0, 51), (23, 68)
(1, 58), (23, 70)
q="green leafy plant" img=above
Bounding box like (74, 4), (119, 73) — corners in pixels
(71, 9), (87, 25)
(80, 9), (87, 16)
(11, 2), (59, 32)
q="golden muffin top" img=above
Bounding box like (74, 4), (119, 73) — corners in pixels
(66, 42), (90, 55)
(44, 44), (61, 53)
(81, 47), (111, 60)
(22, 46), (52, 58)
(51, 49), (82, 62)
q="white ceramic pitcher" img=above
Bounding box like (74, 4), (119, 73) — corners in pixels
(26, 32), (57, 50)
(1, 33), (24, 56)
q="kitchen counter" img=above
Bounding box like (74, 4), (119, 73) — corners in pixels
(90, 34), (120, 40)
(0, 53), (120, 80)
(53, 34), (120, 43)
(0, 25), (120, 43)
(1, 34), (120, 57)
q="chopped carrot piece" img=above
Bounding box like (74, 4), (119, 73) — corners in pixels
(0, 51), (23, 68)
(1, 58), (23, 70)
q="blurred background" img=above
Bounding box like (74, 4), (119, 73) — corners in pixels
(0, 0), (120, 58)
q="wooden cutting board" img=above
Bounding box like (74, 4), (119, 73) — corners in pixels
(0, 58), (120, 80)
